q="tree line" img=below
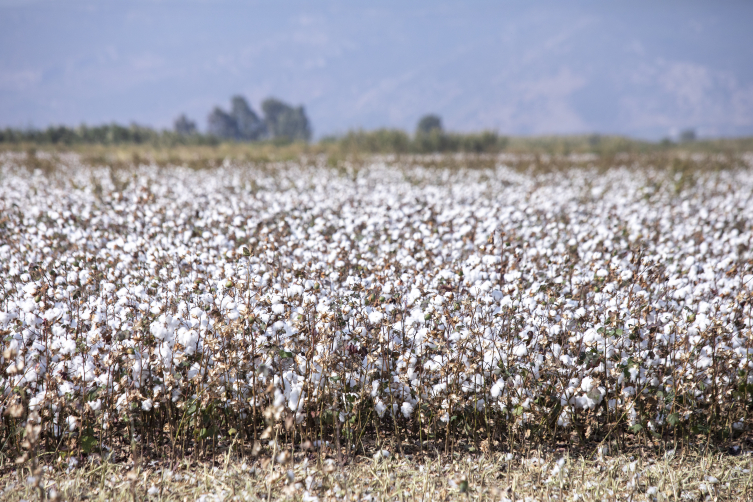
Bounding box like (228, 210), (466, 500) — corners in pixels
(0, 95), (312, 147)
(329, 114), (509, 153)
(0, 102), (509, 153)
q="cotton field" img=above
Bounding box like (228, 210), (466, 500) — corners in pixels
(1, 152), (752, 462)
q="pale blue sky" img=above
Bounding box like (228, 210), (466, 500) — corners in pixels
(1, 0), (752, 139)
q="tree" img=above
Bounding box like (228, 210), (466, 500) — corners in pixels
(174, 115), (197, 135)
(206, 95), (312, 142)
(416, 114), (443, 135)
(231, 96), (265, 140)
(679, 129), (696, 143)
(207, 107), (238, 139)
(261, 98), (312, 141)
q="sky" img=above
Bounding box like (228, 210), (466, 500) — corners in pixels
(1, 0), (752, 139)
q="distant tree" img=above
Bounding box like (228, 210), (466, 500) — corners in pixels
(680, 128), (696, 143)
(231, 96), (266, 140)
(207, 107), (238, 139)
(261, 98), (312, 141)
(416, 114), (443, 135)
(174, 115), (197, 135)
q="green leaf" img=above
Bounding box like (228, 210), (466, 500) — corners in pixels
(667, 413), (680, 427)
(81, 435), (98, 454)
(629, 423), (643, 433)
(278, 350), (294, 359)
(458, 479), (469, 493)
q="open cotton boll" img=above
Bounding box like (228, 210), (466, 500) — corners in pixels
(374, 398), (387, 418)
(287, 386), (304, 411)
(490, 378), (506, 398)
(401, 401), (414, 418)
(52, 337), (77, 356)
(371, 380), (380, 397)
(177, 329), (199, 354)
(23, 283), (38, 295)
(406, 288), (422, 306)
(580, 376), (595, 393)
(368, 310), (384, 324)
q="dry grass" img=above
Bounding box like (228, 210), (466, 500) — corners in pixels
(0, 446), (751, 501)
(4, 135), (753, 172)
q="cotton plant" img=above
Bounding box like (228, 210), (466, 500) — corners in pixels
(0, 151), (751, 463)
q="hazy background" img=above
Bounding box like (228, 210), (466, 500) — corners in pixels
(1, 0), (752, 140)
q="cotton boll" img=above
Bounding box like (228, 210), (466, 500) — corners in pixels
(375, 399), (387, 418)
(406, 288), (422, 306)
(557, 410), (570, 427)
(273, 389), (286, 409)
(400, 401), (414, 418)
(288, 386), (303, 411)
(142, 399), (153, 411)
(368, 310), (384, 324)
(580, 376), (594, 393)
(490, 378), (506, 398)
(177, 329), (199, 354)
(53, 338), (76, 356)
(186, 363), (201, 380)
